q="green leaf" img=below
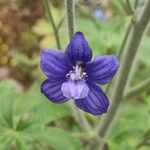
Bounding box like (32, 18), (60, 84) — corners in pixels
(31, 100), (71, 125)
(0, 137), (14, 150)
(109, 97), (150, 150)
(14, 81), (71, 125)
(76, 17), (125, 56)
(0, 80), (72, 150)
(0, 80), (17, 128)
(15, 137), (28, 150)
(1, 98), (14, 128)
(30, 127), (84, 150)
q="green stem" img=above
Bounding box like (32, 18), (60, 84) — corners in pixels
(125, 0), (133, 15)
(69, 101), (92, 132)
(96, 0), (150, 139)
(105, 0), (138, 96)
(117, 24), (132, 59)
(105, 18), (133, 95)
(66, 0), (75, 39)
(134, 0), (139, 9)
(44, 0), (61, 49)
(117, 0), (139, 59)
(124, 77), (150, 99)
(56, 17), (65, 31)
(76, 110), (92, 131)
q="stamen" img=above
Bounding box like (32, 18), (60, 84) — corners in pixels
(67, 63), (87, 81)
(66, 73), (70, 77)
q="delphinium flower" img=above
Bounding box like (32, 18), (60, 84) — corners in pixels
(40, 32), (119, 115)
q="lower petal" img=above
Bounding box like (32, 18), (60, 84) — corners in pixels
(61, 80), (89, 99)
(41, 79), (68, 103)
(74, 81), (109, 115)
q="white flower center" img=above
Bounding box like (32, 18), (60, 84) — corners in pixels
(66, 64), (87, 81)
(62, 63), (89, 99)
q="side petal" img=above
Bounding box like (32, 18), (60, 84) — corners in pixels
(41, 79), (69, 103)
(40, 49), (72, 79)
(65, 32), (92, 65)
(85, 55), (119, 84)
(74, 81), (109, 115)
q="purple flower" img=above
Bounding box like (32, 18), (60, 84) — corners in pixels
(92, 8), (108, 21)
(40, 32), (119, 115)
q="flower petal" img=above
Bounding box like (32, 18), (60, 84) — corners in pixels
(41, 79), (68, 103)
(74, 81), (109, 115)
(61, 80), (89, 99)
(65, 32), (92, 65)
(85, 55), (119, 84)
(40, 49), (72, 79)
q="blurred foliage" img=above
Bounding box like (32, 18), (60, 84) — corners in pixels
(0, 80), (84, 150)
(76, 17), (125, 56)
(0, 79), (149, 150)
(109, 95), (150, 150)
(0, 0), (150, 87)
(32, 19), (56, 48)
(0, 0), (150, 150)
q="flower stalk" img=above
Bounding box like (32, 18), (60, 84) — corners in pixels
(117, 0), (139, 59)
(66, 0), (75, 39)
(44, 0), (61, 49)
(69, 101), (92, 131)
(65, 0), (92, 131)
(96, 0), (150, 140)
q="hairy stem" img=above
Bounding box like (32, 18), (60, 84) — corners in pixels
(117, 0), (139, 59)
(124, 77), (150, 99)
(106, 0), (139, 95)
(96, 0), (150, 139)
(76, 110), (92, 131)
(65, 0), (91, 132)
(69, 101), (92, 132)
(66, 0), (75, 39)
(44, 0), (61, 49)
(105, 23), (132, 95)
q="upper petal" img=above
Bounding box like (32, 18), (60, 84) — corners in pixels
(85, 55), (119, 84)
(74, 81), (109, 115)
(65, 32), (92, 65)
(40, 49), (72, 79)
(41, 78), (68, 103)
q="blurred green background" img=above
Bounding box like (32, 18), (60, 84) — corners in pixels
(0, 0), (150, 150)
